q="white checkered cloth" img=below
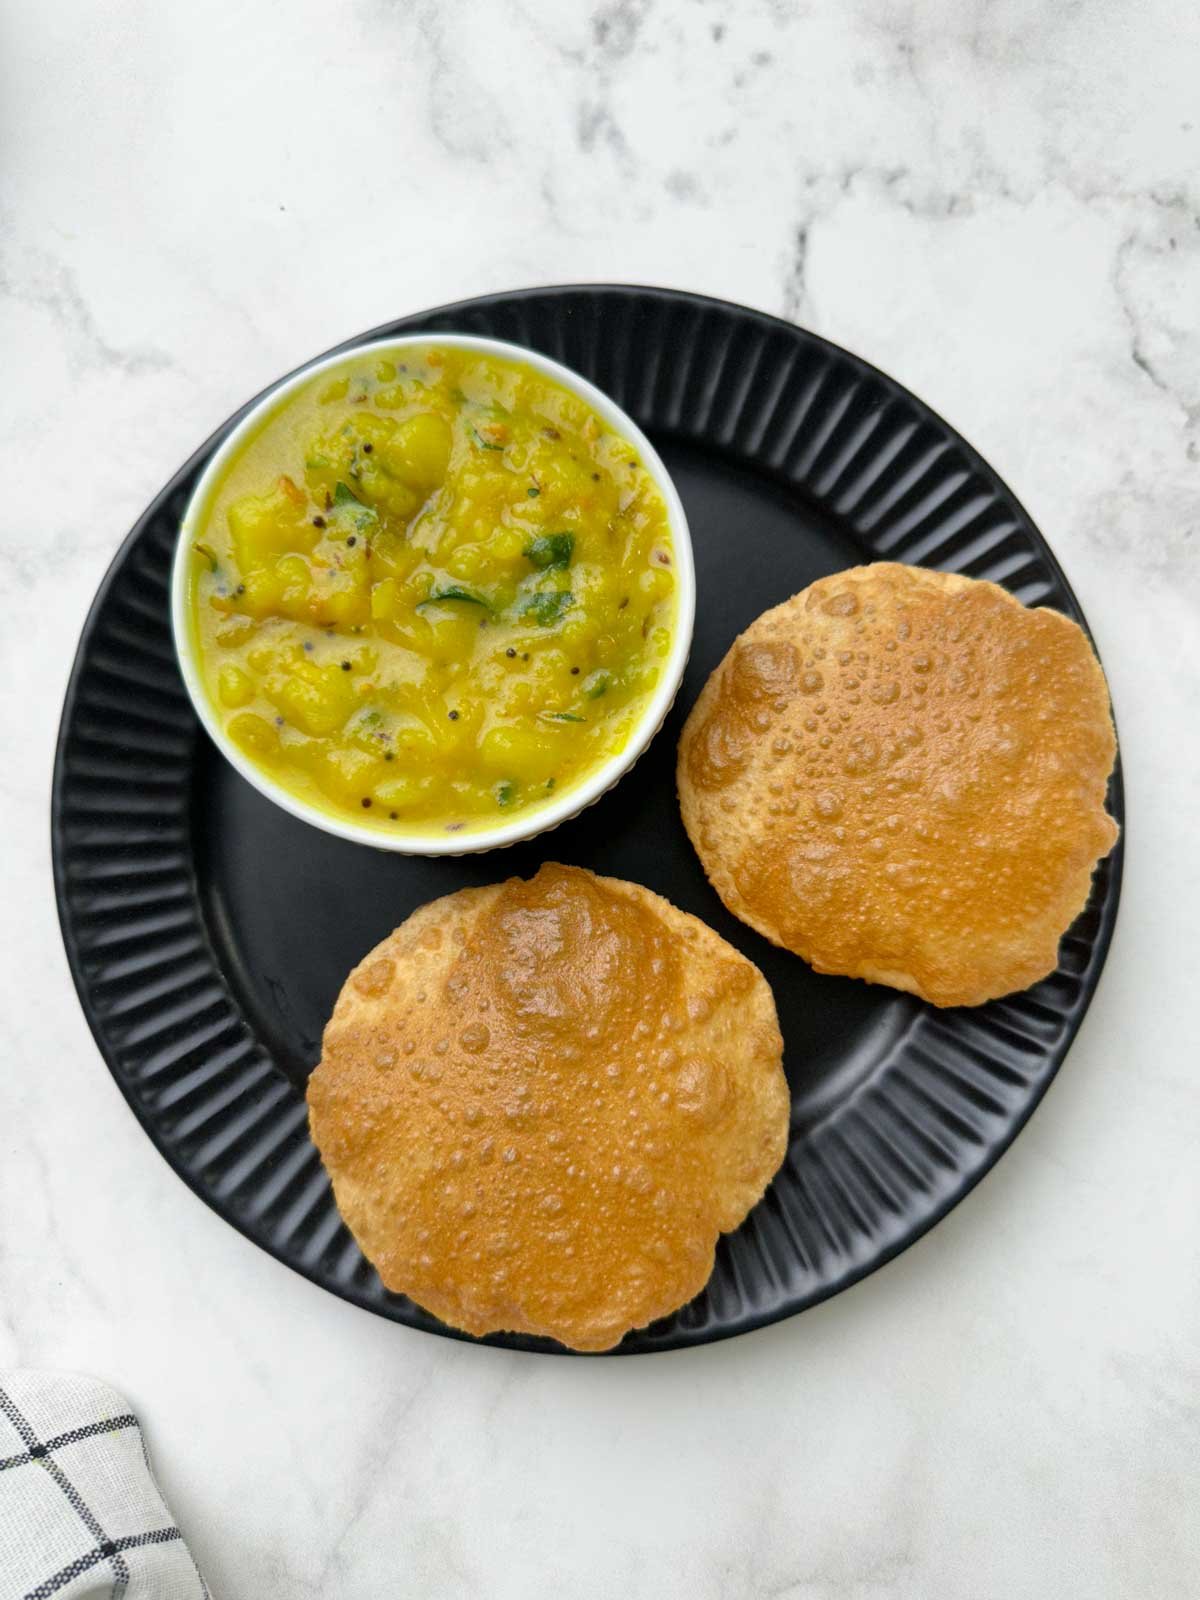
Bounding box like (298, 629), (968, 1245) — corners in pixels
(0, 1373), (209, 1600)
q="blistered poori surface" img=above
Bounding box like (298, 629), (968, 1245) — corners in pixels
(677, 563), (1118, 1008)
(306, 864), (788, 1351)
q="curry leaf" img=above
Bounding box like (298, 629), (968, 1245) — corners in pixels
(331, 481), (379, 533)
(523, 532), (574, 570)
(520, 590), (573, 626)
(417, 585), (490, 609)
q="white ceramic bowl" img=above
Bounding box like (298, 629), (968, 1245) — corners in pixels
(171, 333), (695, 855)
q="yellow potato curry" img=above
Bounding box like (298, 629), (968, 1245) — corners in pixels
(184, 345), (677, 834)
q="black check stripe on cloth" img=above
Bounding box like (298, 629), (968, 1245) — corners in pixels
(0, 1374), (209, 1600)
(0, 1416), (139, 1476)
(26, 1531), (184, 1600)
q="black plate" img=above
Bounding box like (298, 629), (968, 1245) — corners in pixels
(52, 287), (1123, 1354)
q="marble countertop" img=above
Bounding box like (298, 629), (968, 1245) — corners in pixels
(3, 2), (1198, 1595)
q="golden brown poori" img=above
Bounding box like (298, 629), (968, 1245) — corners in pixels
(677, 563), (1118, 1009)
(307, 863), (789, 1351)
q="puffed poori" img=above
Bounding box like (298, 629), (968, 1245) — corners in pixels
(678, 563), (1118, 1009)
(307, 863), (788, 1350)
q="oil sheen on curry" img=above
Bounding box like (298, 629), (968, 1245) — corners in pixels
(184, 347), (676, 833)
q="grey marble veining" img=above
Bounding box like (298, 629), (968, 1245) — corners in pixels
(1, 1), (1198, 1596)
